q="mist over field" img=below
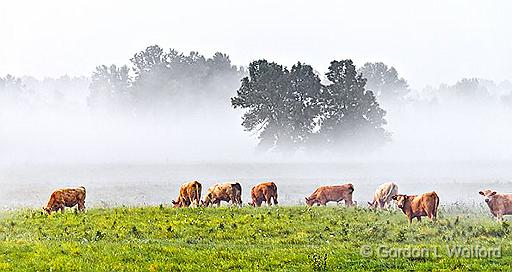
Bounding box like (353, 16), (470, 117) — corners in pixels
(1, 60), (512, 209)
(1, 73), (511, 164)
(1, 0), (512, 210)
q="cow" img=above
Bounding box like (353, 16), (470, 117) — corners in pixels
(305, 183), (354, 206)
(479, 189), (512, 221)
(249, 182), (278, 207)
(392, 191), (439, 224)
(43, 186), (86, 214)
(172, 180), (202, 208)
(202, 182), (242, 207)
(368, 182), (398, 209)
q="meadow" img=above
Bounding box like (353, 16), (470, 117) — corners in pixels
(0, 205), (509, 271)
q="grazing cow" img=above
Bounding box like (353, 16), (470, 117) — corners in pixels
(305, 184), (354, 206)
(202, 182), (242, 207)
(392, 192), (439, 224)
(43, 186), (86, 214)
(368, 182), (398, 209)
(172, 180), (202, 208)
(249, 182), (278, 207)
(479, 189), (512, 221)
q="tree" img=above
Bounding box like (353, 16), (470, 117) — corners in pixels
(358, 62), (409, 103)
(231, 60), (322, 152)
(87, 65), (131, 110)
(127, 45), (244, 111)
(452, 78), (489, 98)
(318, 60), (389, 150)
(0, 74), (24, 94)
(0, 75), (26, 105)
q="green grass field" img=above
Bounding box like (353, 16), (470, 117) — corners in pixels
(0, 205), (509, 271)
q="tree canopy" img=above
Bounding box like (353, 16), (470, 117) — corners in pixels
(232, 59), (389, 153)
(358, 62), (409, 103)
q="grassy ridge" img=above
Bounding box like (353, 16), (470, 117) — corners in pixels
(0, 206), (510, 271)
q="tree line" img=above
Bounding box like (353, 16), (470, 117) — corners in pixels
(2, 45), (512, 154)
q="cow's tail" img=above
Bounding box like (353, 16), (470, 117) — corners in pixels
(383, 185), (396, 203)
(196, 182), (202, 207)
(271, 182), (278, 205)
(79, 186), (86, 199)
(432, 192), (440, 219)
(233, 182), (242, 206)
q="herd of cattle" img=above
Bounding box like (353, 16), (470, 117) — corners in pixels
(43, 181), (512, 223)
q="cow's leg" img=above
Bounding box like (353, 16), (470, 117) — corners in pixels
(417, 216), (422, 222)
(78, 201), (85, 212)
(265, 193), (272, 206)
(408, 216), (413, 224)
(60, 206), (65, 214)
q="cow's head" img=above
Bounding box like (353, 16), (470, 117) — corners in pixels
(479, 189), (497, 203)
(42, 206), (54, 215)
(391, 194), (408, 209)
(305, 197), (315, 206)
(42, 207), (51, 214)
(201, 196), (211, 207)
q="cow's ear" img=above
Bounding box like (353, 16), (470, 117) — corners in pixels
(391, 195), (397, 200)
(171, 200), (176, 204)
(305, 197), (309, 201)
(479, 191), (484, 195)
(491, 191), (497, 196)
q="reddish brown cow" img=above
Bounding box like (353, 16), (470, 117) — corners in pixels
(479, 189), (512, 221)
(202, 182), (242, 207)
(305, 184), (354, 206)
(172, 180), (202, 208)
(392, 192), (439, 224)
(43, 186), (86, 214)
(250, 182), (278, 207)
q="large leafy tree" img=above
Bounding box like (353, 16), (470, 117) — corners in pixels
(318, 60), (389, 149)
(87, 65), (131, 110)
(358, 62), (409, 103)
(128, 45), (243, 110)
(231, 60), (322, 151)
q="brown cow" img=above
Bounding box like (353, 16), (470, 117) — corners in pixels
(172, 180), (202, 208)
(368, 182), (398, 209)
(392, 192), (439, 224)
(43, 186), (86, 214)
(249, 182), (278, 207)
(202, 182), (242, 207)
(479, 189), (512, 221)
(305, 184), (354, 206)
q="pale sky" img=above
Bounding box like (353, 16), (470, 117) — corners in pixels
(1, 0), (511, 90)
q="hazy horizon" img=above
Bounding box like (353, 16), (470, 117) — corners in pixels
(1, 0), (511, 90)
